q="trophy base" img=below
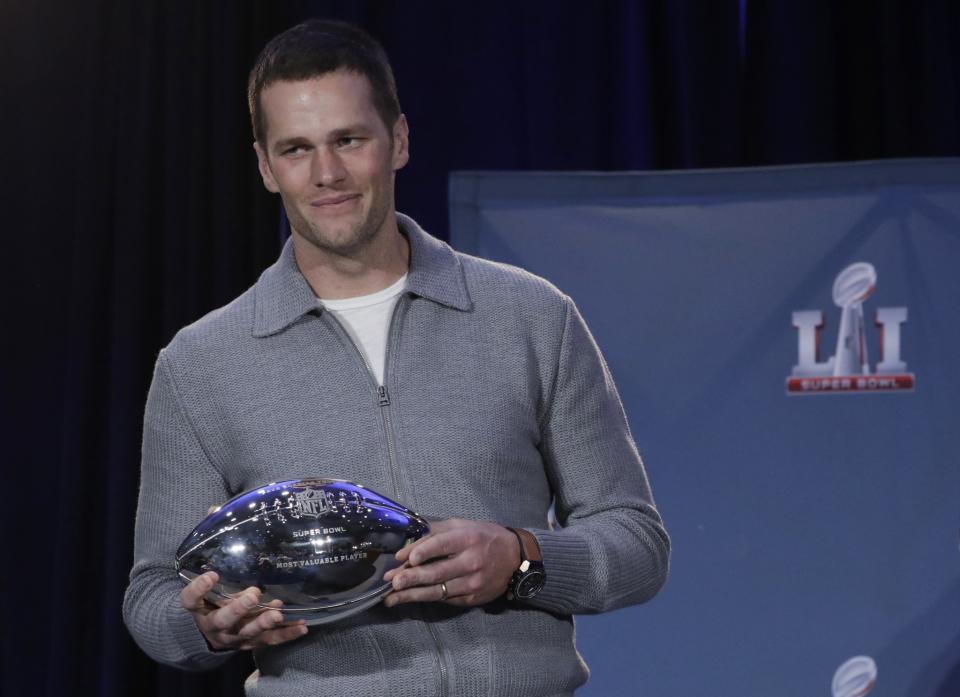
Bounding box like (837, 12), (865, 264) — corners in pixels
(180, 570), (395, 626)
(278, 583), (393, 626)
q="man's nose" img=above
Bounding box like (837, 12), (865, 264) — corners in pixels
(311, 148), (347, 186)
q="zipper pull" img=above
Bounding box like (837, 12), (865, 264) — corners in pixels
(377, 385), (390, 406)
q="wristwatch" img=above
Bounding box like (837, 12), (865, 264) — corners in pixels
(505, 527), (546, 601)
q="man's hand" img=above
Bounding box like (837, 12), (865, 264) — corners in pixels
(382, 519), (521, 607)
(180, 571), (308, 651)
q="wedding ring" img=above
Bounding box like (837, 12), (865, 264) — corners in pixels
(439, 582), (449, 601)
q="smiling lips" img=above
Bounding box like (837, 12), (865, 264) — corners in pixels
(310, 193), (360, 208)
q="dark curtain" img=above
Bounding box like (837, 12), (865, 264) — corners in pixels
(3, 1), (957, 695)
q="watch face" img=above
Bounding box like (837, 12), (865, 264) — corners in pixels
(516, 569), (546, 599)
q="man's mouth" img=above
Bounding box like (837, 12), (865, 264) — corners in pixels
(310, 194), (360, 208)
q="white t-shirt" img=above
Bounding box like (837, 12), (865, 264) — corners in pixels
(318, 274), (408, 386)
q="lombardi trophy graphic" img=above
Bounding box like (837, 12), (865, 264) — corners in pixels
(831, 262), (876, 376)
(787, 261), (914, 393)
(832, 655), (877, 697)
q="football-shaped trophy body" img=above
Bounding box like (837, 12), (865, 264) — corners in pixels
(175, 479), (429, 625)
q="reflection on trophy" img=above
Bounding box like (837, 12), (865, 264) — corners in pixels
(831, 262), (877, 377)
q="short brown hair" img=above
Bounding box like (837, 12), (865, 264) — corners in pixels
(247, 19), (401, 145)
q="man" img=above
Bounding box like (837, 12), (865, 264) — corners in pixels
(124, 19), (669, 696)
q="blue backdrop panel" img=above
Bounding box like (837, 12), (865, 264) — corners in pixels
(448, 159), (960, 696)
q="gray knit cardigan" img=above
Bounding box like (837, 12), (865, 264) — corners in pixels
(123, 214), (670, 697)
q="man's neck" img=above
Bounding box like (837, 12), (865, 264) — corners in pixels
(291, 221), (410, 300)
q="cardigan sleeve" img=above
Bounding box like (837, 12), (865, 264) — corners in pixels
(122, 351), (237, 670)
(526, 296), (670, 615)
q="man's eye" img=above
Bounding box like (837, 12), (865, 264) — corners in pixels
(337, 137), (362, 148)
(283, 145), (307, 156)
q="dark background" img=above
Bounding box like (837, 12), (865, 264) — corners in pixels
(3, 1), (958, 695)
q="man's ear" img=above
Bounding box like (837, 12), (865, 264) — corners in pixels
(392, 114), (410, 171)
(253, 142), (280, 193)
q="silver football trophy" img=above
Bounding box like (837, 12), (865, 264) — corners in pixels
(831, 262), (877, 376)
(175, 479), (430, 625)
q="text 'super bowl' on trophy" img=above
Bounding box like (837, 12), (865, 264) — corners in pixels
(175, 479), (430, 625)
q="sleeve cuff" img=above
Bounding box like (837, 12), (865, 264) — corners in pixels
(524, 528), (595, 615)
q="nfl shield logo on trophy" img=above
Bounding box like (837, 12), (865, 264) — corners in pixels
(292, 488), (332, 518)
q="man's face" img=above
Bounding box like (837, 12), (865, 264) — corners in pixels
(254, 71), (409, 257)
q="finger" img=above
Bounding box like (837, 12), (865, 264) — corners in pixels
(394, 519), (460, 563)
(180, 571), (220, 612)
(404, 531), (464, 566)
(253, 597), (302, 626)
(207, 588), (262, 632)
(236, 608), (287, 640)
(237, 598), (304, 639)
(390, 557), (463, 590)
(240, 621), (309, 649)
(395, 535), (434, 563)
(438, 575), (498, 607)
(383, 582), (447, 607)
(207, 505), (220, 516)
(383, 561), (411, 583)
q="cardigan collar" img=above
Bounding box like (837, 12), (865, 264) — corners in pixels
(252, 213), (472, 338)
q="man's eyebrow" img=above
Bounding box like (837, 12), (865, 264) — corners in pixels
(272, 136), (311, 152)
(326, 125), (374, 139)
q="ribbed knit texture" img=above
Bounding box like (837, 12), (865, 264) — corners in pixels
(123, 214), (670, 696)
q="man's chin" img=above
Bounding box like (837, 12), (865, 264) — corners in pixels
(293, 225), (376, 258)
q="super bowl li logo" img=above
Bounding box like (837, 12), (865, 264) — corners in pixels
(787, 262), (915, 394)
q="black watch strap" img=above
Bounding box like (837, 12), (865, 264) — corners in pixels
(505, 527), (546, 601)
(506, 526), (528, 562)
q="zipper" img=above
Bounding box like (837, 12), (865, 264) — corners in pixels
(317, 295), (409, 501)
(380, 299), (449, 696)
(319, 295), (449, 695)
(426, 621), (449, 697)
(378, 295), (408, 503)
